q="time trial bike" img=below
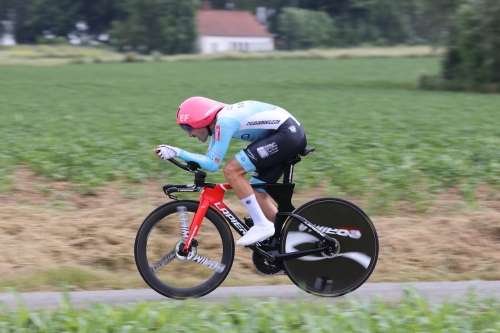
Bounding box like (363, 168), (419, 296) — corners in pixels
(134, 147), (379, 299)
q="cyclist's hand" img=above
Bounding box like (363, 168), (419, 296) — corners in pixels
(154, 145), (180, 160)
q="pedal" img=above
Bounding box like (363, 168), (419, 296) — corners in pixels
(244, 217), (254, 228)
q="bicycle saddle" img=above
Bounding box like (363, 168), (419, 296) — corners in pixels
(299, 147), (315, 156)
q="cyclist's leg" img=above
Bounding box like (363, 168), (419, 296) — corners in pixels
(223, 158), (273, 226)
(249, 168), (285, 222)
(255, 191), (276, 222)
(223, 158), (275, 246)
(231, 118), (307, 245)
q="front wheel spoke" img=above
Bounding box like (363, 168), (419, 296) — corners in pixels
(176, 206), (190, 241)
(151, 250), (176, 273)
(191, 254), (226, 273)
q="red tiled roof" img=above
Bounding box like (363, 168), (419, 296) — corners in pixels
(197, 10), (272, 37)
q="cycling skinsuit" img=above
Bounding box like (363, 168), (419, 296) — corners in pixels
(177, 100), (307, 186)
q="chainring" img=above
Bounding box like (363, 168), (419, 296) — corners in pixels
(252, 251), (285, 275)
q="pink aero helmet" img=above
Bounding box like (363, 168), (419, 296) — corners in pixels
(176, 97), (227, 131)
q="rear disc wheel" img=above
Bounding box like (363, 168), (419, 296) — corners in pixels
(280, 198), (378, 297)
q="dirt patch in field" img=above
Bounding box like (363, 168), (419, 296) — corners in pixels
(1, 169), (500, 291)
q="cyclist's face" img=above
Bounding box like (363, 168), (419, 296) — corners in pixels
(189, 127), (210, 143)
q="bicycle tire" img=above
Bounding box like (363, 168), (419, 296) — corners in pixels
(280, 198), (379, 297)
(135, 200), (235, 299)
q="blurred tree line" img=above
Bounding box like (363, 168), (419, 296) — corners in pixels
(414, 0), (500, 90)
(441, 0), (500, 86)
(2, 0), (126, 43)
(1, 0), (499, 87)
(210, 0), (464, 48)
(109, 0), (198, 54)
(0, 0), (198, 53)
(2, 0), (465, 50)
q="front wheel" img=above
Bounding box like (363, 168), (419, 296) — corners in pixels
(135, 200), (235, 299)
(280, 198), (379, 297)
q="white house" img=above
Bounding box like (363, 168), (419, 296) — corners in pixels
(197, 4), (274, 54)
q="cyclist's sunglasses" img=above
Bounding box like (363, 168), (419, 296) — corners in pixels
(179, 124), (194, 132)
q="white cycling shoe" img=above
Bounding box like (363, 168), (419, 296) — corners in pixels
(236, 222), (275, 246)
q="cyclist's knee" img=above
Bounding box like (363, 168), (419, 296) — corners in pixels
(223, 158), (245, 180)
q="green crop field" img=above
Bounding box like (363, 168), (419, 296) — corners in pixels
(1, 58), (499, 212)
(1, 289), (499, 332)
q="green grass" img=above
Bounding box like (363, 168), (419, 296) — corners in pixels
(1, 288), (499, 332)
(0, 266), (145, 292)
(1, 58), (500, 212)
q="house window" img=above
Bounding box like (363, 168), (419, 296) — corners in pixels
(229, 42), (250, 51)
(211, 43), (218, 52)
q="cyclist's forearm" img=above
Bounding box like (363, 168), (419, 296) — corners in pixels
(177, 150), (219, 172)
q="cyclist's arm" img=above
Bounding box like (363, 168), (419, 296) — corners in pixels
(177, 117), (240, 172)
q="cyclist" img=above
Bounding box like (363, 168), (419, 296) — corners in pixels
(154, 96), (307, 246)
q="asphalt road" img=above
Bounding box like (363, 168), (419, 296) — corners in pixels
(1, 281), (500, 310)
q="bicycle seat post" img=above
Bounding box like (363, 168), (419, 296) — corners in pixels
(282, 147), (315, 184)
(283, 156), (301, 184)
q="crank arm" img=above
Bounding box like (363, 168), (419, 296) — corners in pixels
(249, 244), (277, 262)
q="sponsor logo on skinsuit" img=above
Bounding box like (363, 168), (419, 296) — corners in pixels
(288, 126), (296, 133)
(246, 150), (257, 161)
(241, 133), (251, 140)
(215, 158), (220, 163)
(246, 120), (280, 126)
(256, 142), (279, 159)
(215, 125), (221, 141)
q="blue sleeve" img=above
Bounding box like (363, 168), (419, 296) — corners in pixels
(177, 117), (240, 172)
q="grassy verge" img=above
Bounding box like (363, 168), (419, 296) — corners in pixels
(0, 266), (147, 292)
(0, 45), (443, 65)
(1, 288), (499, 332)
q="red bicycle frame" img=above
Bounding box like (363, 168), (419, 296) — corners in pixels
(182, 183), (246, 253)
